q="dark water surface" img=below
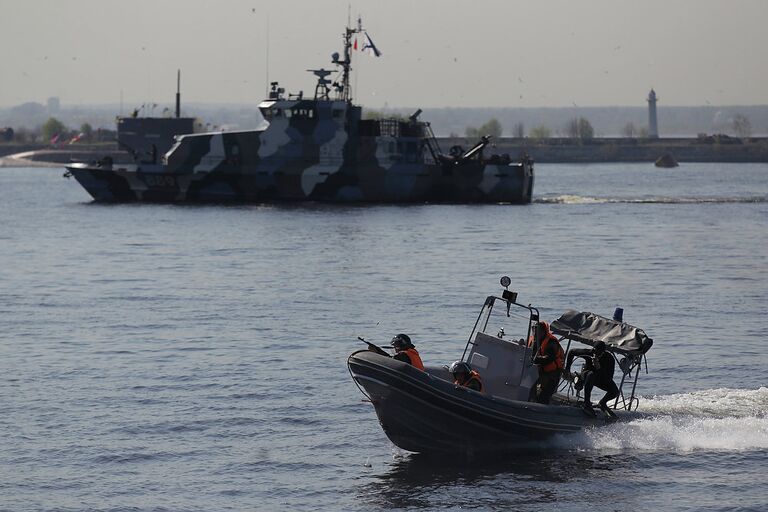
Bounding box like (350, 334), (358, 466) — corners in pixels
(1, 163), (766, 511)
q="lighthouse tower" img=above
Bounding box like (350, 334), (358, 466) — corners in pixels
(647, 89), (659, 138)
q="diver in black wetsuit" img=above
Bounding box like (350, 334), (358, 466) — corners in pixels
(565, 340), (619, 417)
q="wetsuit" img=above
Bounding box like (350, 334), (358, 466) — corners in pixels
(567, 348), (619, 407)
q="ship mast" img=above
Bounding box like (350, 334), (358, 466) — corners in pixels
(336, 16), (363, 103)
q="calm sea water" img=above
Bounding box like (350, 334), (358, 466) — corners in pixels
(1, 163), (766, 511)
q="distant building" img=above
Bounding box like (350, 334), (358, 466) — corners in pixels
(647, 89), (659, 138)
(47, 97), (61, 115)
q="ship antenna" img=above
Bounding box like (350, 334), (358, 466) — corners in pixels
(265, 14), (270, 99)
(175, 69), (181, 118)
(339, 14), (364, 102)
(341, 24), (352, 102)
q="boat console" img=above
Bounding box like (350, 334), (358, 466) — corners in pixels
(465, 331), (538, 401)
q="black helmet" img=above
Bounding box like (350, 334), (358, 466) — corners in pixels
(391, 334), (412, 350)
(449, 360), (472, 377)
(594, 340), (606, 354)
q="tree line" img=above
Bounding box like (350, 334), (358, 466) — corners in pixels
(461, 114), (754, 140)
(463, 116), (596, 142)
(0, 117), (115, 144)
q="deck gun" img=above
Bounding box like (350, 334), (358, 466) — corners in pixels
(459, 135), (491, 162)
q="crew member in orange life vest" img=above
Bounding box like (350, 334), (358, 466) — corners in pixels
(389, 334), (425, 370)
(449, 361), (483, 392)
(530, 320), (565, 404)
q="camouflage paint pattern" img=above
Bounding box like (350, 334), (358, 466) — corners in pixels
(66, 99), (534, 204)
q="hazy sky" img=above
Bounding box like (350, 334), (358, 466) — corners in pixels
(2, 0), (767, 109)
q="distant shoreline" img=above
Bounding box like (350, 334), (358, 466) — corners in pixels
(2, 136), (767, 167)
(441, 136), (768, 164)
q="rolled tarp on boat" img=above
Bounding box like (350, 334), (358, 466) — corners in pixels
(550, 310), (653, 354)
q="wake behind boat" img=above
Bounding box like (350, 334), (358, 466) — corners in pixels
(347, 277), (654, 456)
(64, 19), (533, 204)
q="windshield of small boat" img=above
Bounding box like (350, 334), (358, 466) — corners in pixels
(469, 296), (535, 346)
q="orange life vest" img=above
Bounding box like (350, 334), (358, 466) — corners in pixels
(403, 348), (424, 370)
(539, 335), (565, 373)
(455, 370), (483, 392)
(529, 321), (565, 374)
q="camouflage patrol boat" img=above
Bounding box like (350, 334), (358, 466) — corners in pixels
(65, 21), (534, 203)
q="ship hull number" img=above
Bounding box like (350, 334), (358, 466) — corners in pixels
(144, 175), (177, 187)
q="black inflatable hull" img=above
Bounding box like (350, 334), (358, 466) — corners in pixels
(348, 350), (611, 455)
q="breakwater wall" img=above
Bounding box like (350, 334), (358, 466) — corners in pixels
(437, 137), (768, 163)
(3, 138), (768, 166)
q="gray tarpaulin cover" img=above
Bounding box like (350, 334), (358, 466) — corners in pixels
(550, 310), (653, 354)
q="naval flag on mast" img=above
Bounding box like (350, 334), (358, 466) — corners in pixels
(361, 32), (382, 57)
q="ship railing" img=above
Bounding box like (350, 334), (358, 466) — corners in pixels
(557, 340), (647, 411)
(378, 119), (401, 138)
(461, 295), (538, 362)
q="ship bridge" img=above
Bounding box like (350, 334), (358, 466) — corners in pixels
(257, 98), (351, 123)
(258, 67), (359, 125)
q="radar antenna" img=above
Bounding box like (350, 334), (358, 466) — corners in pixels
(308, 68), (333, 100)
(305, 16), (370, 103)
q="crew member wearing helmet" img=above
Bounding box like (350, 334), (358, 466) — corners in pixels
(449, 361), (483, 392)
(389, 334), (424, 370)
(529, 321), (565, 404)
(565, 340), (619, 417)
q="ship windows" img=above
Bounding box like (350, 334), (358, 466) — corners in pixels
(267, 108), (284, 119)
(290, 108), (315, 119)
(263, 107), (316, 120)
